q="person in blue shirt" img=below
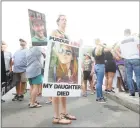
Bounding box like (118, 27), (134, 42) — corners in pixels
(12, 39), (28, 101)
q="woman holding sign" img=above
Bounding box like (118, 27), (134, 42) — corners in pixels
(50, 15), (76, 124)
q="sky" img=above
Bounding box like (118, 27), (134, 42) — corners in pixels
(2, 1), (139, 54)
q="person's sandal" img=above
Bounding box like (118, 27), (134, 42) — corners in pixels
(82, 93), (87, 97)
(28, 101), (39, 106)
(29, 103), (42, 108)
(90, 92), (94, 95)
(46, 101), (52, 104)
(52, 117), (60, 124)
(61, 113), (77, 120)
(52, 117), (71, 124)
(119, 90), (124, 92)
(37, 93), (42, 97)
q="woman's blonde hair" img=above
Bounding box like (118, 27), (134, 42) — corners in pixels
(113, 44), (120, 52)
(95, 38), (100, 45)
(95, 38), (103, 56)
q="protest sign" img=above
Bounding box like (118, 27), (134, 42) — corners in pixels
(70, 39), (83, 47)
(42, 83), (81, 97)
(28, 9), (47, 46)
(42, 37), (82, 97)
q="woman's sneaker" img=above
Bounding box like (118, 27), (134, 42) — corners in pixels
(107, 90), (115, 93)
(105, 89), (109, 93)
(99, 97), (106, 103)
(96, 99), (100, 101)
(96, 97), (106, 103)
(111, 90), (115, 93)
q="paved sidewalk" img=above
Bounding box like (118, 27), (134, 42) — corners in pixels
(103, 88), (140, 114)
(2, 87), (139, 127)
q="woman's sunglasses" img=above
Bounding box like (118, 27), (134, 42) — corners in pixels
(58, 48), (72, 56)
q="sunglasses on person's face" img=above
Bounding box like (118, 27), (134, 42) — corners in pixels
(60, 18), (67, 22)
(58, 48), (72, 56)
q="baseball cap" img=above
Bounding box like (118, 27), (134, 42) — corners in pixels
(84, 52), (91, 57)
(19, 38), (26, 42)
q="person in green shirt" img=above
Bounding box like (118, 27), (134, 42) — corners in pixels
(31, 19), (47, 44)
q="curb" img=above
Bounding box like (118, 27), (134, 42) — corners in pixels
(103, 92), (140, 114)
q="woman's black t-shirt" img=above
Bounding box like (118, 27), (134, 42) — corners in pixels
(104, 51), (114, 61)
(92, 48), (105, 64)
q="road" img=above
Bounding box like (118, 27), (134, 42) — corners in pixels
(2, 88), (139, 127)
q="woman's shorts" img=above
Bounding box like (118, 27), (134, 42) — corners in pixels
(105, 61), (116, 73)
(83, 71), (92, 81)
(117, 65), (125, 79)
(29, 74), (43, 85)
(116, 70), (120, 77)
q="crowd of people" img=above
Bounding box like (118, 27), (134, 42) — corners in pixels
(1, 14), (140, 125)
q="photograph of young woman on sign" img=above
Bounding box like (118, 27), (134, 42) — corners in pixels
(49, 43), (79, 84)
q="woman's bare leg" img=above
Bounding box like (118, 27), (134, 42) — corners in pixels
(52, 97), (72, 124)
(37, 84), (42, 96)
(105, 73), (108, 90)
(60, 97), (67, 114)
(30, 85), (33, 96)
(118, 77), (123, 92)
(48, 97), (52, 101)
(92, 75), (96, 91)
(82, 80), (87, 95)
(60, 97), (76, 120)
(29, 85), (33, 103)
(89, 80), (94, 94)
(52, 97), (59, 118)
(108, 72), (115, 91)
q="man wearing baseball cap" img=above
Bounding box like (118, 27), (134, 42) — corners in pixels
(12, 39), (28, 101)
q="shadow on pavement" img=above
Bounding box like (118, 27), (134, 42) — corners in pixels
(103, 104), (128, 112)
